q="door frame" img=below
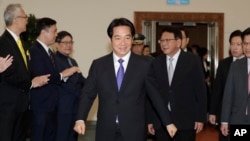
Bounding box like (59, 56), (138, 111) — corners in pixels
(134, 11), (224, 60)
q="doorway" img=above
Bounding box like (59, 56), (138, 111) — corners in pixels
(134, 11), (224, 79)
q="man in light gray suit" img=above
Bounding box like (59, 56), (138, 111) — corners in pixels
(221, 27), (250, 137)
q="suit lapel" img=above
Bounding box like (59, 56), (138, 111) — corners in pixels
(105, 53), (119, 92)
(5, 30), (29, 71)
(119, 53), (142, 92)
(158, 54), (170, 86)
(171, 51), (186, 86)
(239, 57), (248, 93)
(35, 41), (56, 68)
(118, 54), (134, 92)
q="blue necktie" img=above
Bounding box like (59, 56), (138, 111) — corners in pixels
(117, 59), (124, 91)
(116, 59), (124, 123)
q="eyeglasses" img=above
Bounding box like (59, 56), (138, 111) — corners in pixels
(243, 42), (250, 47)
(59, 41), (74, 45)
(158, 38), (176, 44)
(16, 15), (28, 19)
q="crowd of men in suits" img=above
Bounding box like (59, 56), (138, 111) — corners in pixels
(1, 2), (250, 141)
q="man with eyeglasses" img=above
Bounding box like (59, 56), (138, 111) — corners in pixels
(220, 27), (250, 138)
(0, 3), (50, 141)
(54, 31), (86, 141)
(147, 26), (207, 141)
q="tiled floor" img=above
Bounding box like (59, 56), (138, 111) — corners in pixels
(78, 122), (220, 141)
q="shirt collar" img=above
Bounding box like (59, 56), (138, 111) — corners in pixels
(6, 28), (19, 41)
(167, 49), (181, 61)
(113, 51), (131, 63)
(36, 39), (51, 53)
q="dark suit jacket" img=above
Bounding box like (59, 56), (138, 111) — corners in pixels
(77, 53), (170, 141)
(0, 30), (30, 112)
(221, 57), (250, 124)
(209, 56), (233, 122)
(149, 51), (207, 130)
(29, 41), (61, 112)
(54, 52), (85, 114)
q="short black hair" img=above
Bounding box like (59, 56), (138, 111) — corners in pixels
(107, 17), (135, 38)
(159, 26), (182, 40)
(56, 31), (73, 43)
(36, 17), (57, 36)
(229, 30), (242, 43)
(241, 27), (250, 40)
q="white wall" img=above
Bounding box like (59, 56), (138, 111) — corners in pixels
(1, 0), (249, 120)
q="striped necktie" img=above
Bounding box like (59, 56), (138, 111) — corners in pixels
(48, 49), (55, 67)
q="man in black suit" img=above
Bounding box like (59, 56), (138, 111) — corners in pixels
(74, 17), (177, 141)
(0, 3), (50, 141)
(29, 18), (80, 141)
(180, 27), (192, 53)
(209, 30), (244, 141)
(54, 31), (86, 141)
(147, 26), (207, 141)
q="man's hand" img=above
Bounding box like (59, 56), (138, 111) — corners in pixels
(220, 123), (229, 136)
(209, 114), (216, 125)
(61, 66), (81, 78)
(194, 122), (204, 133)
(74, 120), (86, 135)
(148, 124), (155, 135)
(31, 74), (50, 88)
(166, 123), (177, 138)
(0, 55), (13, 73)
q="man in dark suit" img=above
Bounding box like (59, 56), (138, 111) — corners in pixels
(220, 27), (250, 137)
(209, 30), (244, 141)
(147, 26), (207, 141)
(0, 3), (50, 141)
(54, 31), (85, 141)
(29, 18), (80, 141)
(180, 27), (192, 53)
(74, 17), (177, 141)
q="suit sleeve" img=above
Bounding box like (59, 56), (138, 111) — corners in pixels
(194, 56), (207, 122)
(220, 65), (234, 123)
(210, 62), (224, 115)
(146, 63), (172, 126)
(77, 60), (98, 121)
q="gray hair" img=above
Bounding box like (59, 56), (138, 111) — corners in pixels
(4, 3), (22, 26)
